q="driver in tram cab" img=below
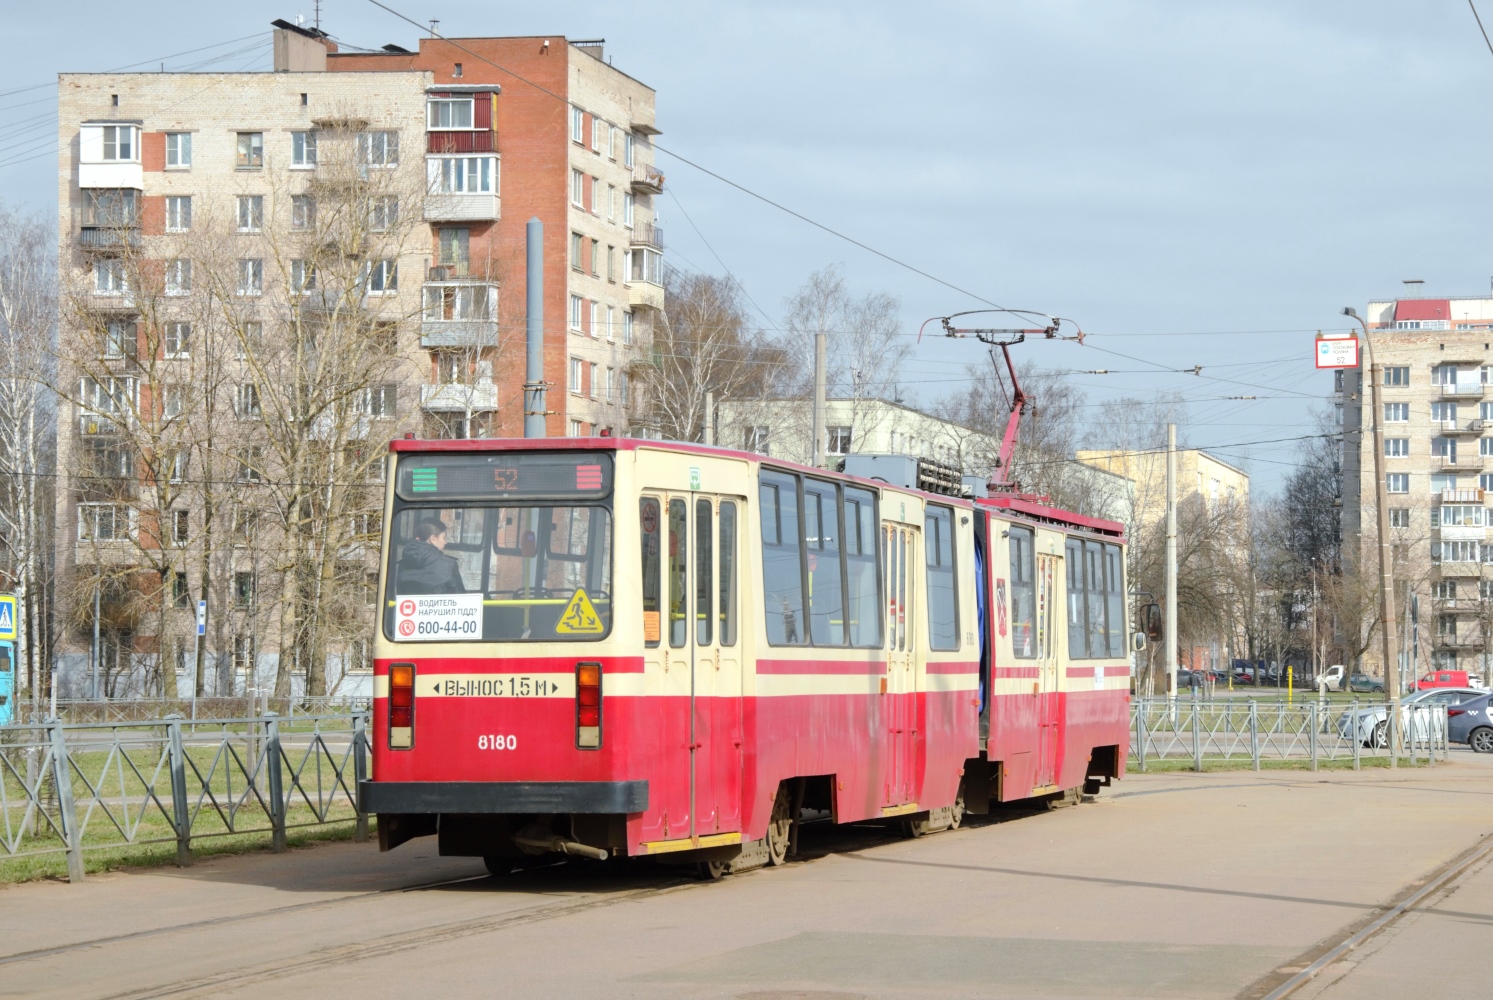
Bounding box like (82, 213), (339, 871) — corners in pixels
(398, 519), (467, 594)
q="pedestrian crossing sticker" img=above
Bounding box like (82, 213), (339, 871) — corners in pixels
(0, 595), (15, 641)
(555, 589), (604, 635)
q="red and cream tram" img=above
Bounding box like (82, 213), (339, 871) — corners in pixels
(362, 437), (1132, 873)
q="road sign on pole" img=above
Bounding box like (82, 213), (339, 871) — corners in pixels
(0, 593), (17, 641)
(196, 599), (207, 637)
(1315, 333), (1359, 369)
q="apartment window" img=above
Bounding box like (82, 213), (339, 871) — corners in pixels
(608, 127), (617, 160)
(569, 357), (583, 393)
(569, 419), (584, 437)
(588, 361), (599, 399)
(232, 635), (256, 673)
(1435, 541), (1481, 563)
(366, 259), (398, 294)
(237, 259), (262, 296)
(171, 572), (191, 607)
(1333, 369), (1344, 393)
(1437, 614), (1457, 637)
(591, 119), (602, 153)
(436, 227), (470, 273)
(368, 195), (398, 231)
(1385, 438), (1409, 457)
(623, 191), (634, 226)
(167, 450), (188, 484)
(164, 259), (190, 296)
(1483, 580), (1493, 600)
(237, 447), (263, 483)
(78, 503), (132, 541)
(236, 321), (263, 360)
(423, 283), (493, 322)
(571, 231), (583, 270)
(165, 196), (191, 232)
(290, 259), (316, 294)
(236, 195), (263, 232)
(79, 376), (135, 423)
(1433, 437), (1457, 461)
(572, 169), (585, 206)
(1431, 401), (1457, 423)
(435, 351), (464, 384)
(165, 132), (191, 168)
(1431, 365), (1458, 386)
(291, 130), (317, 167)
(172, 509), (190, 546)
(1482, 437), (1493, 457)
(1384, 366), (1409, 386)
(161, 383), (187, 420)
(571, 106), (584, 143)
(607, 184), (616, 221)
(1384, 402), (1409, 423)
(624, 132), (635, 167)
(357, 384), (398, 418)
(95, 258), (128, 295)
(570, 294), (584, 331)
(1434, 580), (1457, 600)
(102, 319), (135, 359)
(427, 97), (474, 129)
(236, 132), (263, 168)
(629, 247), (663, 285)
(590, 176), (600, 213)
(590, 238), (600, 276)
(1432, 473), (1458, 494)
(744, 426), (769, 454)
(428, 155), (495, 193)
(1386, 473), (1409, 493)
(826, 425), (853, 455)
(606, 305), (616, 341)
(1389, 508), (1410, 528)
(291, 195), (316, 230)
(623, 311), (634, 345)
(605, 366), (616, 402)
(1440, 505), (1484, 528)
(163, 321), (191, 358)
(233, 383), (261, 419)
(347, 639), (372, 675)
(101, 125), (136, 161)
(588, 301), (601, 338)
(357, 130), (399, 167)
(620, 371), (630, 405)
(234, 571), (256, 608)
(87, 188), (136, 227)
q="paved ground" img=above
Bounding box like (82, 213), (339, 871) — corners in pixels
(0, 753), (1488, 1000)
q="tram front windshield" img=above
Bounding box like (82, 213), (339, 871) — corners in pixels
(384, 453), (613, 642)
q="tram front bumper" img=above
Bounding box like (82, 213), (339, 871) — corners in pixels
(359, 780), (648, 815)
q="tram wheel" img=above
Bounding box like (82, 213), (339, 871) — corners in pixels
(698, 860), (730, 881)
(483, 855), (514, 877)
(766, 784), (792, 866)
(948, 786), (965, 831)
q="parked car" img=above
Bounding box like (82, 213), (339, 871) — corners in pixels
(1349, 674), (1385, 694)
(1316, 664), (1349, 692)
(1233, 666), (1256, 684)
(1447, 693), (1493, 753)
(1337, 687), (1483, 747)
(1416, 670), (1489, 692)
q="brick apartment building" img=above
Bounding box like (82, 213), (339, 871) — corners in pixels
(52, 21), (665, 697)
(1340, 292), (1493, 685)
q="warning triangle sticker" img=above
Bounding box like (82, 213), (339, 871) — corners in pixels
(555, 589), (604, 635)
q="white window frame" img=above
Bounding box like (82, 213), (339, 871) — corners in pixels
(236, 132), (264, 169)
(605, 366), (615, 402)
(101, 125), (137, 162)
(78, 502), (135, 542)
(589, 361), (599, 399)
(1385, 438), (1409, 457)
(606, 305), (616, 341)
(366, 259), (398, 295)
(571, 169), (585, 207)
(237, 259), (263, 297)
(162, 383), (185, 419)
(427, 98), (475, 130)
(292, 194), (316, 231)
(291, 130), (318, 168)
(623, 191), (634, 227)
(624, 132), (635, 167)
(623, 310), (634, 345)
(1386, 473), (1409, 494)
(368, 195), (397, 231)
(591, 119), (603, 153)
(589, 300), (600, 337)
(290, 259), (317, 295)
(163, 321), (191, 358)
(94, 258), (128, 295)
(172, 509), (190, 544)
(357, 131), (399, 168)
(1389, 508), (1410, 528)
(165, 196), (191, 232)
(569, 357), (583, 394)
(570, 295), (584, 331)
(571, 107), (584, 143)
(236, 195), (263, 233)
(235, 383), (262, 420)
(1384, 402), (1409, 423)
(164, 259), (191, 296)
(427, 155), (496, 194)
(165, 132), (191, 169)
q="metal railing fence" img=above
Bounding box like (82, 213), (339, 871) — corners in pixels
(1129, 696), (1450, 771)
(12, 697), (371, 725)
(0, 712), (368, 882)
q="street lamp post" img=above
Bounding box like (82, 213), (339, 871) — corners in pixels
(1343, 306), (1400, 767)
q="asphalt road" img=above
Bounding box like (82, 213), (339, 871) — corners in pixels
(1, 753), (1488, 1000)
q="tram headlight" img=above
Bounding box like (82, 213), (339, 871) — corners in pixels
(389, 662), (415, 749)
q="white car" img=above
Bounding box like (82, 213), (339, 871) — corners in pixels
(1336, 688), (1484, 748)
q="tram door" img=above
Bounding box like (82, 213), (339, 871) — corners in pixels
(883, 522), (919, 807)
(658, 493), (744, 842)
(1035, 552), (1060, 789)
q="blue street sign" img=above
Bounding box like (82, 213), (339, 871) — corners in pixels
(0, 594), (16, 641)
(196, 599), (207, 637)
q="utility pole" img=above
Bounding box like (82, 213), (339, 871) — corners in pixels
(811, 332), (827, 468)
(523, 218), (546, 438)
(1166, 423), (1178, 711)
(1343, 307), (1399, 767)
(704, 390), (714, 445)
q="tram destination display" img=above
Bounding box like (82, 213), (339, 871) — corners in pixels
(396, 452), (613, 501)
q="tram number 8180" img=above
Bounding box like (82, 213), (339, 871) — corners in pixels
(477, 734), (518, 750)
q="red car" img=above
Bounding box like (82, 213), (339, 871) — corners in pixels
(1417, 670), (1482, 692)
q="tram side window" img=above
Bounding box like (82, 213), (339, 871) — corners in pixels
(1104, 543), (1125, 656)
(844, 487), (881, 647)
(1085, 540), (1106, 659)
(719, 501), (738, 646)
(760, 471), (806, 645)
(640, 497), (661, 647)
(925, 505), (959, 650)
(668, 498), (688, 647)
(1008, 525), (1036, 658)
(804, 479), (846, 646)
(1065, 538), (1085, 656)
(696, 498), (713, 645)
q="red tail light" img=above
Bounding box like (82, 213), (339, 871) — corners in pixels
(389, 663), (415, 749)
(1448, 708), (1466, 717)
(577, 662), (601, 749)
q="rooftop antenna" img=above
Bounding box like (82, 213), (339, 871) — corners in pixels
(429, 19), (440, 37)
(313, 0), (321, 31)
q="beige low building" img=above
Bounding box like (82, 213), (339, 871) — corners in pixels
(1075, 448), (1248, 530)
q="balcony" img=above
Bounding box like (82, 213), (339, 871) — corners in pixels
(421, 280), (499, 348)
(421, 381), (498, 413)
(630, 222), (664, 250)
(627, 281), (665, 312)
(1433, 634), (1487, 650)
(1437, 454), (1484, 473)
(424, 191), (499, 222)
(1439, 382), (1485, 400)
(78, 412), (122, 437)
(1437, 418), (1485, 436)
(630, 163), (665, 195)
(1439, 487), (1485, 503)
(1437, 524), (1487, 542)
(79, 161), (142, 191)
(427, 131), (496, 154)
(1438, 561), (1486, 578)
(78, 225), (139, 252)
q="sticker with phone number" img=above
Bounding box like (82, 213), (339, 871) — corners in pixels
(394, 594), (483, 641)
